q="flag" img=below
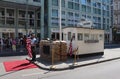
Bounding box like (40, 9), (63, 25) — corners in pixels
(68, 35), (74, 56)
(26, 38), (32, 58)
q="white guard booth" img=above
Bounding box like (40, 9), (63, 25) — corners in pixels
(63, 27), (104, 55)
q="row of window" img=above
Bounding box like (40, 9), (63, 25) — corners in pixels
(52, 0), (110, 13)
(67, 32), (104, 41)
(0, 8), (40, 27)
(52, 9), (110, 22)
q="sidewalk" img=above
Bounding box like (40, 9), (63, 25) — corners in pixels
(32, 48), (120, 71)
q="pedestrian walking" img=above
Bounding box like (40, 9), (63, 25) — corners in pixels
(31, 33), (37, 62)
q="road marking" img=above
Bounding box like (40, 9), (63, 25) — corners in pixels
(22, 72), (43, 77)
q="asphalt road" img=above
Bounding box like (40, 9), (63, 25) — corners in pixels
(1, 58), (120, 79)
(38, 59), (120, 79)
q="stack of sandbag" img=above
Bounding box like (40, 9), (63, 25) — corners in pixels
(52, 41), (67, 61)
(40, 40), (52, 60)
(39, 40), (67, 62)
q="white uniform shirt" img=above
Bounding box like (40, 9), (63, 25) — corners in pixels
(31, 38), (37, 46)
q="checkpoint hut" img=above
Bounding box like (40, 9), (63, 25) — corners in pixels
(62, 27), (104, 55)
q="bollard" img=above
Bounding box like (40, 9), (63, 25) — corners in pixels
(73, 47), (78, 66)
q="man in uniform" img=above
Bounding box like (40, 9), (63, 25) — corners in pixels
(31, 33), (37, 61)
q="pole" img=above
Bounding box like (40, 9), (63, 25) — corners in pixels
(25, 0), (28, 35)
(59, 0), (62, 41)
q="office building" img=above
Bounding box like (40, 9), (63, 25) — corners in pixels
(113, 0), (120, 42)
(45, 0), (112, 42)
(0, 0), (112, 42)
(0, 0), (44, 39)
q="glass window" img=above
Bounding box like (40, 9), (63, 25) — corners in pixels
(52, 9), (58, 17)
(81, 0), (86, 5)
(82, 5), (86, 12)
(62, 11), (65, 15)
(84, 33), (89, 40)
(0, 8), (5, 16)
(19, 10), (25, 18)
(82, 14), (86, 18)
(75, 13), (79, 18)
(77, 33), (83, 40)
(98, 17), (101, 22)
(52, 0), (58, 6)
(68, 32), (72, 40)
(97, 2), (101, 8)
(62, 0), (65, 7)
(86, 6), (91, 13)
(6, 18), (14, 26)
(68, 12), (73, 17)
(99, 34), (103, 40)
(68, 2), (74, 9)
(74, 3), (79, 10)
(75, 0), (79, 3)
(86, 0), (91, 5)
(6, 9), (14, 17)
(33, 0), (40, 2)
(87, 16), (91, 20)
(28, 11), (34, 19)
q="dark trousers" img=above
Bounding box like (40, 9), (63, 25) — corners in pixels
(31, 46), (36, 61)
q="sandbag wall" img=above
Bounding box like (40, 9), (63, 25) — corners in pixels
(40, 40), (67, 62)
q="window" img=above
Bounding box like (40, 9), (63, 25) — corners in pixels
(87, 16), (91, 20)
(68, 12), (73, 17)
(33, 0), (40, 2)
(84, 33), (89, 40)
(52, 9), (58, 17)
(28, 11), (34, 19)
(77, 33), (83, 40)
(68, 2), (74, 9)
(6, 9), (14, 17)
(19, 10), (25, 18)
(99, 34), (103, 40)
(86, 6), (91, 13)
(62, 0), (65, 7)
(52, 0), (58, 6)
(62, 11), (65, 15)
(75, 0), (79, 3)
(75, 13), (79, 18)
(86, 0), (91, 5)
(82, 5), (86, 12)
(0, 8), (5, 16)
(74, 3), (79, 10)
(81, 0), (86, 5)
(68, 32), (72, 40)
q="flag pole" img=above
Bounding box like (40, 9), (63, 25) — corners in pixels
(59, 0), (62, 41)
(50, 0), (62, 69)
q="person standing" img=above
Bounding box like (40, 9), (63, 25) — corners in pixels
(12, 38), (16, 52)
(31, 33), (37, 61)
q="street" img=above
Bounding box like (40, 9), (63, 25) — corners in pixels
(1, 57), (120, 79)
(0, 45), (120, 79)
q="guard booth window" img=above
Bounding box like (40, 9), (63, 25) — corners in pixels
(68, 32), (71, 40)
(77, 33), (83, 41)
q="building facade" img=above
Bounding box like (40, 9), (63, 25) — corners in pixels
(0, 0), (44, 39)
(45, 0), (112, 42)
(113, 0), (120, 43)
(0, 0), (112, 42)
